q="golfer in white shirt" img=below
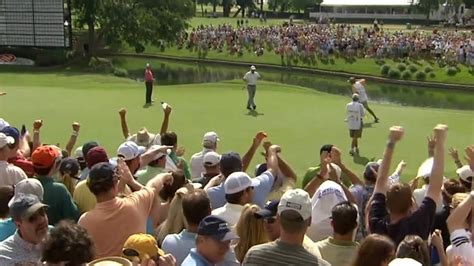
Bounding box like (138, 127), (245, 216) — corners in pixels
(346, 94), (365, 156)
(243, 65), (261, 110)
(349, 77), (379, 123)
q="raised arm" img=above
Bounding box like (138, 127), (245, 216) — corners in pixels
(263, 141), (297, 183)
(328, 164), (357, 205)
(117, 158), (144, 193)
(159, 104), (172, 135)
(242, 72), (248, 82)
(242, 131), (266, 172)
(276, 154), (297, 183)
(146, 172), (174, 196)
(304, 152), (330, 197)
(447, 191), (473, 233)
(265, 145), (281, 178)
(425, 125), (448, 202)
(448, 148), (463, 169)
(118, 108), (130, 139)
(65, 122), (80, 157)
(427, 135), (435, 158)
(331, 146), (364, 186)
(465, 145), (474, 234)
(374, 126), (404, 195)
(32, 119), (43, 152)
(431, 229), (448, 266)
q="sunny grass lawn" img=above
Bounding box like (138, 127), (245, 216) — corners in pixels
(0, 69), (473, 186)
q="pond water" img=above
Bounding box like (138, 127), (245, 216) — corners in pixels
(112, 56), (474, 110)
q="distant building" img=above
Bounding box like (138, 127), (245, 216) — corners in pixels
(309, 0), (472, 24)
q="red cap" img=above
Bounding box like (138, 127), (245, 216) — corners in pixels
(32, 146), (60, 169)
(86, 146), (109, 168)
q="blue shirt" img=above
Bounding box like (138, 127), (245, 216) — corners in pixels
(0, 218), (16, 242)
(182, 248), (213, 266)
(207, 171), (274, 209)
(0, 218), (53, 242)
(79, 167), (89, 181)
(162, 229), (196, 265)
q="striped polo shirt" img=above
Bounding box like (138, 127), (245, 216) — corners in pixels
(243, 239), (330, 266)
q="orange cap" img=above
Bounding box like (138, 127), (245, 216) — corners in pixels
(32, 145), (60, 169)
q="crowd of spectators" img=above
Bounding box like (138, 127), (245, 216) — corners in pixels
(178, 23), (474, 66)
(0, 104), (473, 265)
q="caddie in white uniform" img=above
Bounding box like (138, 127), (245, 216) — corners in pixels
(346, 93), (365, 156)
(243, 65), (261, 110)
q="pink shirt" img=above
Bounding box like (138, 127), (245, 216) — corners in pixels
(78, 188), (155, 258)
(145, 69), (154, 82)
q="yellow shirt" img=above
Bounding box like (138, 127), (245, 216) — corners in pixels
(73, 179), (97, 213)
(73, 179), (133, 214)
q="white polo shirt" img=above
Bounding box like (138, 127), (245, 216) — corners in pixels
(243, 71), (261, 86)
(189, 149), (214, 178)
(353, 82), (368, 102)
(212, 203), (245, 228)
(447, 229), (474, 265)
(0, 161), (27, 186)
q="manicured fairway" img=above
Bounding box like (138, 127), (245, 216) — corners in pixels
(1, 70), (473, 186)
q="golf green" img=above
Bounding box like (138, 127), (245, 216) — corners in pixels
(1, 70), (473, 186)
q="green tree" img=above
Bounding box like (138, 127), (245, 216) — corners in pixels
(416, 0), (440, 23)
(222, 0), (234, 17)
(235, 0), (255, 17)
(72, 0), (194, 55)
(268, 0), (291, 13)
(464, 0), (474, 8)
(291, 0), (320, 13)
(210, 0), (221, 13)
(72, 0), (100, 56)
(197, 0), (208, 17)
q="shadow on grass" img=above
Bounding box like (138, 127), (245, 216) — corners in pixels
(352, 152), (375, 166)
(246, 110), (264, 117)
(143, 103), (152, 108)
(363, 122), (374, 128)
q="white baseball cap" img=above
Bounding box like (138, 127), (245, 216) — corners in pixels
(278, 189), (312, 220)
(224, 172), (260, 194)
(311, 180), (347, 224)
(0, 133), (14, 149)
(147, 145), (170, 161)
(389, 258), (422, 266)
(203, 152), (221, 166)
(117, 141), (146, 161)
(203, 132), (219, 144)
(0, 119), (9, 131)
(8, 178), (44, 207)
(250, 65), (256, 71)
(417, 157), (433, 178)
(74, 146), (84, 159)
(456, 165), (473, 181)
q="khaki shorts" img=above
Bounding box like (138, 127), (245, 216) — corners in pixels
(350, 129), (362, 138)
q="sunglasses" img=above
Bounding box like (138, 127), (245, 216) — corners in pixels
(263, 217), (276, 224)
(123, 248), (160, 262)
(123, 248), (140, 258)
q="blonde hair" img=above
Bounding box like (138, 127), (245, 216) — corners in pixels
(156, 186), (191, 245)
(450, 193), (468, 209)
(235, 204), (269, 262)
(60, 173), (77, 195)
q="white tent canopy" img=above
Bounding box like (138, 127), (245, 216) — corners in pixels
(320, 0), (418, 6)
